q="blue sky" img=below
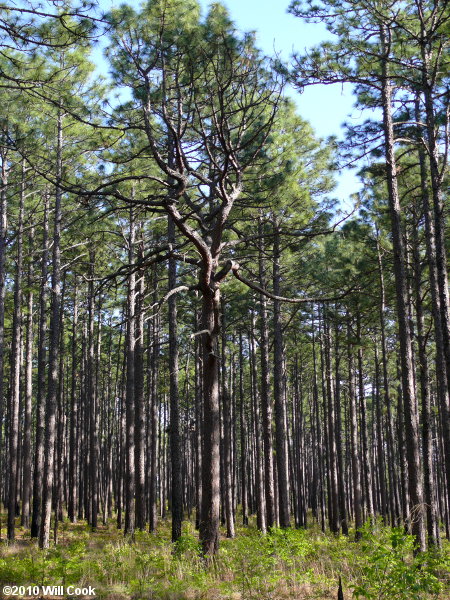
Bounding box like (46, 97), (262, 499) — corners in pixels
(97, 0), (363, 207)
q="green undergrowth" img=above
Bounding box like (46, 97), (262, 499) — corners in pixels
(0, 518), (448, 599)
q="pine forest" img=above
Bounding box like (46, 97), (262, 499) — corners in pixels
(0, 1), (449, 598)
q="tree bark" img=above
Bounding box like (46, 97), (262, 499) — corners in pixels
(40, 111), (63, 549)
(134, 235), (146, 531)
(199, 284), (221, 555)
(68, 276), (79, 522)
(31, 193), (49, 538)
(8, 161), (25, 540)
(357, 313), (374, 520)
(0, 145), (7, 541)
(125, 209), (136, 536)
(168, 216), (182, 541)
(258, 224), (276, 528)
(88, 251), (98, 530)
(347, 318), (363, 540)
(221, 309), (236, 536)
(272, 225), (290, 528)
(21, 229), (34, 528)
(238, 332), (248, 526)
(249, 319), (266, 533)
(149, 266), (159, 533)
(380, 26), (426, 550)
(323, 308), (339, 533)
(414, 93), (450, 521)
(411, 202), (440, 546)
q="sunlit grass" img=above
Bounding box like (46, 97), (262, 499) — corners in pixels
(0, 515), (448, 599)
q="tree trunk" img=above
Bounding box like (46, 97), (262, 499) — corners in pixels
(168, 216), (182, 541)
(374, 346), (388, 522)
(238, 332), (248, 526)
(347, 318), (363, 540)
(272, 225), (290, 528)
(379, 28), (425, 550)
(199, 284), (221, 556)
(0, 146), (8, 541)
(125, 209), (136, 536)
(258, 225), (276, 528)
(8, 161), (25, 540)
(334, 314), (348, 535)
(21, 230), (34, 529)
(135, 235), (146, 531)
(249, 319), (266, 533)
(149, 266), (159, 533)
(40, 111), (63, 549)
(323, 308), (339, 534)
(357, 313), (374, 520)
(312, 320), (326, 532)
(376, 232), (401, 526)
(31, 194), (49, 538)
(414, 94), (450, 523)
(411, 203), (440, 546)
(221, 309), (236, 537)
(68, 276), (79, 522)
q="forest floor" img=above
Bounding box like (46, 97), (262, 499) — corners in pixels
(0, 516), (449, 600)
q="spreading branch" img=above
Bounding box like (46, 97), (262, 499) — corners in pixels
(230, 261), (358, 304)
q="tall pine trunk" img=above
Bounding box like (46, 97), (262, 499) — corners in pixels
(258, 223), (276, 528)
(21, 229), (34, 528)
(199, 285), (221, 555)
(272, 225), (290, 528)
(380, 27), (425, 550)
(347, 318), (363, 540)
(168, 216), (182, 541)
(40, 111), (63, 549)
(135, 236), (146, 531)
(8, 161), (25, 540)
(125, 209), (136, 536)
(31, 194), (49, 538)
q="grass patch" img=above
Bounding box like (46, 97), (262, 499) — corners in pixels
(0, 517), (448, 599)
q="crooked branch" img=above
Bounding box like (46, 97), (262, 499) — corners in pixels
(230, 262), (358, 304)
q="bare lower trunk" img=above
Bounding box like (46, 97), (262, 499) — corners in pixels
(8, 163), (25, 540)
(374, 347), (387, 522)
(415, 91), (450, 520)
(21, 235), (34, 528)
(376, 233), (400, 526)
(88, 254), (98, 530)
(135, 237), (146, 531)
(411, 202), (440, 546)
(238, 333), (248, 526)
(222, 312), (236, 537)
(334, 316), (348, 535)
(68, 277), (78, 522)
(149, 267), (159, 533)
(168, 217), (182, 542)
(125, 210), (136, 536)
(347, 318), (362, 540)
(40, 112), (63, 549)
(249, 320), (266, 533)
(357, 314), (374, 520)
(258, 227), (276, 528)
(272, 226), (290, 528)
(0, 148), (7, 541)
(199, 286), (221, 556)
(31, 194), (49, 538)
